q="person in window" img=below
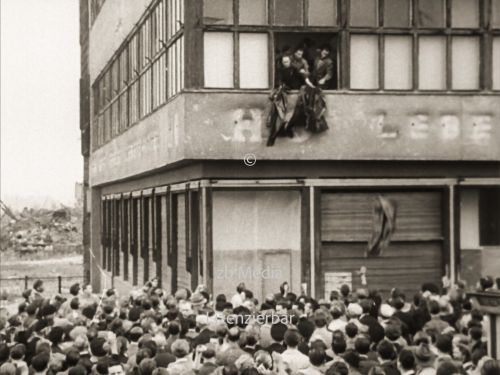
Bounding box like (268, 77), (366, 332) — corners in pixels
(290, 46), (310, 86)
(276, 55), (302, 90)
(312, 44), (334, 90)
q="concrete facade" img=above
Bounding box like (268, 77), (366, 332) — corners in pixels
(81, 0), (500, 300)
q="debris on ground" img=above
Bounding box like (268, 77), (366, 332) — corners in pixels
(0, 201), (82, 254)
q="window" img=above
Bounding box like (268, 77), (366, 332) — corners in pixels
(350, 0), (378, 27)
(384, 0), (410, 27)
(168, 0), (183, 38)
(204, 33), (234, 88)
(479, 188), (500, 246)
(350, 35), (378, 89)
(240, 34), (269, 88)
(417, 0), (445, 28)
(239, 0), (267, 25)
(493, 0), (500, 28)
(384, 36), (412, 90)
(418, 36), (446, 90)
(346, 0), (493, 91)
(92, 0), (184, 149)
(309, 0), (337, 26)
(493, 38), (500, 90)
(451, 0), (479, 28)
(452, 37), (480, 90)
(203, 0), (233, 24)
(274, 32), (338, 89)
(202, 0), (340, 90)
(274, 0), (303, 26)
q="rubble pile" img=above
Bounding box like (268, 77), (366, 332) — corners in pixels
(0, 203), (82, 255)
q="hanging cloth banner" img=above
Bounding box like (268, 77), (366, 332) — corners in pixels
(367, 195), (396, 257)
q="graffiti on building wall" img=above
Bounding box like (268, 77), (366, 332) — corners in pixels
(221, 108), (264, 143)
(370, 112), (493, 143)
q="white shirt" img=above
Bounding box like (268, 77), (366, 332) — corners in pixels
(281, 348), (310, 373)
(328, 318), (347, 333)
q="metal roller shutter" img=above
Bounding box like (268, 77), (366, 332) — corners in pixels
(320, 191), (444, 298)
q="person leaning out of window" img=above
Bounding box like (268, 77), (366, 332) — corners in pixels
(311, 44), (334, 90)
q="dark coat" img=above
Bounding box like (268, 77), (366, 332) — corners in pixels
(360, 314), (385, 343)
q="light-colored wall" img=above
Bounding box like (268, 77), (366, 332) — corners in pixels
(89, 95), (185, 186)
(212, 191), (301, 301)
(89, 0), (152, 81)
(184, 93), (500, 162)
(89, 93), (500, 186)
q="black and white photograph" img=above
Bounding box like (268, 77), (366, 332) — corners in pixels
(1, 0), (500, 374)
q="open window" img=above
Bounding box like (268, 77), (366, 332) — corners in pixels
(274, 33), (339, 90)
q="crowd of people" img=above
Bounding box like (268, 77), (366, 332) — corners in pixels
(1, 276), (500, 375)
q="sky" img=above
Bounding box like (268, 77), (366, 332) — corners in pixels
(1, 0), (82, 209)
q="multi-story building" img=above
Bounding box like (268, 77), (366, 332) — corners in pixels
(80, 0), (500, 300)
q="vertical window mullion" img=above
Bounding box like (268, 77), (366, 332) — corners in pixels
(234, 0), (239, 25)
(446, 34), (452, 90)
(379, 34), (384, 90)
(234, 31), (240, 88)
(413, 32), (418, 90)
(304, 0), (309, 26)
(269, 31), (275, 88)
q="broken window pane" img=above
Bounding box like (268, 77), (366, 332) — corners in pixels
(239, 34), (269, 88)
(384, 36), (412, 89)
(451, 0), (479, 28)
(350, 35), (379, 89)
(203, 0), (233, 25)
(239, 0), (267, 25)
(308, 0), (337, 26)
(384, 0), (410, 27)
(350, 0), (378, 26)
(452, 36), (480, 90)
(204, 32), (234, 88)
(418, 36), (446, 90)
(274, 0), (303, 25)
(417, 0), (445, 27)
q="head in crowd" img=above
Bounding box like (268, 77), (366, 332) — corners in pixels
(0, 275), (497, 375)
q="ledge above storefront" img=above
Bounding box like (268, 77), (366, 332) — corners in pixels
(90, 92), (500, 186)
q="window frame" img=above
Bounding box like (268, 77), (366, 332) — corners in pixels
(91, 0), (185, 150)
(199, 0), (498, 94)
(201, 0), (342, 89)
(346, 0), (495, 93)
